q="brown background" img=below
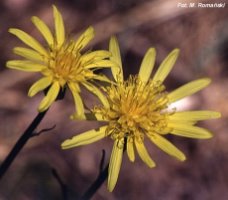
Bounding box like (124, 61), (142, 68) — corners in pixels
(0, 0), (227, 199)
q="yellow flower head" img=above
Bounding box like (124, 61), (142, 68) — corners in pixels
(61, 37), (221, 191)
(7, 5), (114, 118)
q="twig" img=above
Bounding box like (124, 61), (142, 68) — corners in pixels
(32, 125), (56, 137)
(99, 149), (106, 173)
(0, 89), (65, 180)
(80, 150), (108, 200)
(0, 110), (48, 180)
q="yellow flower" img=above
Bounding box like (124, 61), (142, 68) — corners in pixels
(61, 37), (221, 191)
(7, 5), (114, 118)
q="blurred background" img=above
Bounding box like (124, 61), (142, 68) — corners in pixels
(0, 0), (227, 199)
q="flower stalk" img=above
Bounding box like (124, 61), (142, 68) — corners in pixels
(80, 163), (109, 200)
(0, 110), (48, 179)
(0, 87), (65, 180)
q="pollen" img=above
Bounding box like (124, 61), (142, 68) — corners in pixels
(94, 76), (170, 141)
(47, 43), (86, 86)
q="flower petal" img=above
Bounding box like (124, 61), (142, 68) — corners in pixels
(108, 139), (124, 192)
(148, 133), (186, 161)
(83, 82), (109, 108)
(94, 112), (107, 121)
(168, 123), (213, 139)
(7, 60), (46, 72)
(13, 47), (44, 61)
(28, 76), (53, 97)
(31, 16), (54, 46)
(38, 81), (60, 112)
(139, 48), (156, 83)
(61, 126), (108, 149)
(84, 113), (107, 121)
(109, 36), (123, 82)
(68, 82), (85, 119)
(127, 138), (135, 162)
(53, 5), (65, 48)
(74, 26), (94, 51)
(167, 78), (211, 103)
(135, 138), (156, 168)
(84, 60), (118, 69)
(153, 49), (179, 83)
(92, 74), (112, 83)
(9, 28), (48, 56)
(81, 50), (111, 65)
(169, 111), (221, 121)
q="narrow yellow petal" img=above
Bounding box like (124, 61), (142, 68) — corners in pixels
(168, 120), (197, 126)
(168, 78), (211, 103)
(84, 60), (118, 69)
(148, 133), (186, 161)
(169, 111), (221, 121)
(53, 5), (65, 48)
(153, 49), (179, 83)
(28, 76), (53, 97)
(31, 16), (54, 46)
(84, 113), (107, 121)
(74, 26), (94, 50)
(135, 139), (156, 168)
(81, 50), (111, 65)
(92, 74), (112, 83)
(82, 82), (109, 108)
(139, 48), (156, 83)
(109, 36), (123, 82)
(94, 112), (107, 121)
(9, 28), (48, 56)
(13, 47), (44, 61)
(61, 126), (107, 149)
(68, 82), (85, 119)
(7, 60), (46, 72)
(127, 138), (135, 162)
(168, 123), (213, 139)
(108, 139), (124, 192)
(38, 81), (60, 112)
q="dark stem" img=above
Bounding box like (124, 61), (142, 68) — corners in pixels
(99, 149), (106, 173)
(80, 164), (109, 200)
(0, 109), (48, 180)
(80, 150), (108, 200)
(80, 142), (127, 200)
(0, 87), (65, 180)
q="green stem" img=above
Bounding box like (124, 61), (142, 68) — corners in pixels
(0, 109), (48, 180)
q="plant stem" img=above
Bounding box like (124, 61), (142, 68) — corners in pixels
(80, 143), (127, 199)
(0, 110), (48, 180)
(80, 164), (109, 200)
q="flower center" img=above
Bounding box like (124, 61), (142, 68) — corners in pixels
(46, 42), (86, 86)
(94, 76), (170, 140)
